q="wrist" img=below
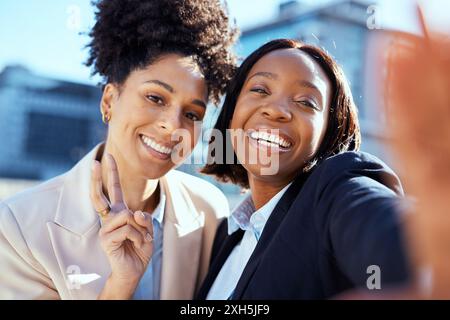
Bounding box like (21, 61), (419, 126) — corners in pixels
(98, 274), (140, 300)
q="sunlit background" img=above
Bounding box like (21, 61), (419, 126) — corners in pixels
(0, 0), (449, 206)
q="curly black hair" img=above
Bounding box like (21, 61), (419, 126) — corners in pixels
(85, 0), (238, 104)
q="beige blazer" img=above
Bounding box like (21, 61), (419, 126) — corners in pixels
(0, 145), (229, 299)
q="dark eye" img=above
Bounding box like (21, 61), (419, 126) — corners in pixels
(295, 100), (318, 110)
(146, 94), (164, 105)
(185, 112), (200, 122)
(250, 87), (269, 95)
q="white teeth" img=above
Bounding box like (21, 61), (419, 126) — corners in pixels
(248, 130), (292, 148)
(141, 135), (172, 154)
(250, 131), (258, 140)
(259, 139), (278, 148)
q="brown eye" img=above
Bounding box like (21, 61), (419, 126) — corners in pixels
(146, 94), (164, 105)
(250, 87), (269, 95)
(295, 100), (318, 110)
(185, 111), (200, 122)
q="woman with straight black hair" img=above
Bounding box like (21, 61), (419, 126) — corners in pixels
(198, 39), (411, 299)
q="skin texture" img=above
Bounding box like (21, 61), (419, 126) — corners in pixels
(90, 54), (208, 299)
(229, 49), (331, 209)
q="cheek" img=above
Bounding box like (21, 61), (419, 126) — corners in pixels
(112, 97), (146, 131)
(298, 113), (328, 153)
(230, 99), (253, 130)
(312, 114), (328, 142)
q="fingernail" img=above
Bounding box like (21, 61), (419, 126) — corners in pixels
(145, 232), (153, 243)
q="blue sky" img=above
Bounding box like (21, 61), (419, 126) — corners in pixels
(0, 0), (448, 85)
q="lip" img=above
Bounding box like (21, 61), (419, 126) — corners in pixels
(139, 134), (173, 161)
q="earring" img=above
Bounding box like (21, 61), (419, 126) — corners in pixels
(102, 112), (111, 124)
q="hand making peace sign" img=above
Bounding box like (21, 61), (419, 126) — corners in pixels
(90, 154), (154, 298)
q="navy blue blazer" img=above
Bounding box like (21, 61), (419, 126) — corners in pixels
(196, 151), (411, 299)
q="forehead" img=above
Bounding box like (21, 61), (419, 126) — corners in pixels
(127, 53), (207, 93)
(151, 54), (204, 77)
(248, 48), (331, 91)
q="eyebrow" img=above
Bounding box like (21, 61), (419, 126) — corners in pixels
(248, 72), (321, 94)
(143, 79), (206, 109)
(143, 80), (174, 93)
(297, 80), (320, 93)
(247, 71), (278, 82)
(192, 99), (207, 109)
(248, 72), (324, 100)
(296, 80), (324, 107)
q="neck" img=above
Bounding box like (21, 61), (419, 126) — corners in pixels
(99, 142), (160, 213)
(248, 175), (292, 210)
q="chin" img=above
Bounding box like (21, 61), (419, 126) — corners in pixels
(131, 157), (170, 180)
(144, 164), (173, 180)
(242, 163), (277, 180)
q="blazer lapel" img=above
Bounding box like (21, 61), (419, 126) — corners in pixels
(232, 173), (310, 299)
(47, 144), (111, 299)
(196, 228), (245, 300)
(159, 171), (205, 299)
(44, 145), (208, 299)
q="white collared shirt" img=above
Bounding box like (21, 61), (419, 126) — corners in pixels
(132, 185), (166, 300)
(206, 183), (292, 300)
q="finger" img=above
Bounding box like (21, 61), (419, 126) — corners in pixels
(134, 211), (153, 235)
(103, 224), (145, 249)
(90, 160), (110, 212)
(106, 154), (126, 210)
(100, 209), (147, 236)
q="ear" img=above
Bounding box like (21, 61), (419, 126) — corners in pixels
(100, 83), (119, 116)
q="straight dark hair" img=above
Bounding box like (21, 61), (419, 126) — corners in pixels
(201, 39), (361, 188)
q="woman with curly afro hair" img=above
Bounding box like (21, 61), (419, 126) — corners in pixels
(0, 0), (237, 299)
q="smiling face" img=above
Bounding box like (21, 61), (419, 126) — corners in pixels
(229, 48), (331, 185)
(102, 53), (208, 179)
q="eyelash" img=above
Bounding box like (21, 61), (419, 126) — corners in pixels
(295, 100), (317, 110)
(250, 87), (269, 95)
(146, 94), (164, 105)
(185, 112), (200, 122)
(250, 86), (318, 111)
(146, 94), (201, 122)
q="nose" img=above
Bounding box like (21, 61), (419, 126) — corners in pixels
(260, 98), (292, 122)
(156, 106), (182, 133)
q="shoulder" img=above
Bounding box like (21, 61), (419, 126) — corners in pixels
(310, 151), (403, 196)
(0, 174), (66, 240)
(166, 170), (229, 219)
(319, 151), (393, 173)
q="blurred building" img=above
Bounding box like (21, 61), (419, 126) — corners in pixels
(0, 0), (389, 206)
(208, 0), (390, 206)
(237, 0), (387, 158)
(0, 65), (104, 181)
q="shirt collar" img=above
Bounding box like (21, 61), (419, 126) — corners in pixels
(227, 183), (292, 239)
(151, 183), (166, 227)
